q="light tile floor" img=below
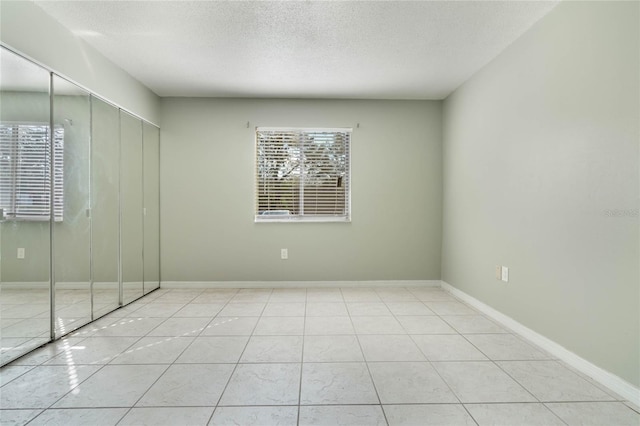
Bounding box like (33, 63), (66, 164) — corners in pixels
(1, 286), (639, 426)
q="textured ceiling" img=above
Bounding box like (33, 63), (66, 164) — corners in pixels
(34, 1), (559, 99)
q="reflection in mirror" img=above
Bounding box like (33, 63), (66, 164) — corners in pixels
(121, 111), (143, 304)
(91, 97), (120, 318)
(52, 76), (92, 337)
(0, 47), (52, 364)
(143, 122), (160, 294)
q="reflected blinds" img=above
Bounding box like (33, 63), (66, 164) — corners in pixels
(256, 128), (350, 221)
(0, 123), (64, 221)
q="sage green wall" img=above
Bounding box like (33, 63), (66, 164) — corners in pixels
(160, 98), (442, 282)
(0, 1), (160, 124)
(442, 1), (639, 387)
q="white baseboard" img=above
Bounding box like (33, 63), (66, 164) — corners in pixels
(441, 280), (640, 408)
(160, 280), (441, 289)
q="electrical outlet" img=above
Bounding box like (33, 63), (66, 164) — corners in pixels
(17, 248), (25, 259)
(495, 266), (502, 280)
(501, 266), (509, 282)
(281, 248), (288, 260)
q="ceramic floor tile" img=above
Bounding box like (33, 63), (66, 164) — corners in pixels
(269, 289), (307, 302)
(44, 337), (139, 365)
(305, 303), (348, 317)
(465, 403), (565, 426)
(408, 289), (456, 302)
(498, 361), (615, 402)
(0, 365), (101, 408)
(131, 303), (186, 317)
(346, 302), (392, 316)
(351, 316), (405, 334)
(434, 361), (536, 403)
(340, 289), (382, 302)
(253, 317), (305, 335)
(412, 335), (487, 361)
(109, 336), (194, 364)
(209, 406), (298, 426)
(200, 317), (259, 336)
(546, 402), (640, 426)
(120, 407), (214, 426)
(91, 317), (165, 337)
(425, 301), (476, 315)
(218, 303), (266, 317)
(306, 289), (344, 302)
(219, 363), (301, 406)
(176, 336), (249, 363)
(384, 404), (476, 426)
(358, 335), (426, 361)
(153, 291), (202, 304)
(304, 317), (355, 335)
(465, 334), (552, 360)
(6, 337), (86, 366)
(299, 405), (386, 426)
(441, 315), (508, 334)
(262, 303), (306, 317)
(240, 336), (303, 363)
(230, 293), (272, 303)
(0, 409), (42, 426)
(137, 364), (234, 407)
(375, 289), (418, 302)
(396, 316), (457, 334)
(300, 362), (378, 405)
(53, 365), (167, 408)
(303, 335), (364, 362)
(26, 408), (128, 426)
(368, 362), (457, 404)
(146, 317), (211, 337)
(191, 293), (235, 304)
(173, 303), (224, 317)
(385, 302), (435, 316)
(0, 365), (34, 386)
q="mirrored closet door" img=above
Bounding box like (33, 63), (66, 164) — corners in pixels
(52, 76), (92, 337)
(0, 47), (53, 363)
(0, 46), (161, 365)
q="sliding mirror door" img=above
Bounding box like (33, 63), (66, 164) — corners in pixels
(91, 97), (120, 317)
(0, 47), (52, 363)
(51, 76), (91, 337)
(143, 122), (160, 294)
(120, 111), (143, 304)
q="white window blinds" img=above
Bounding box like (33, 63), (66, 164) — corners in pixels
(0, 123), (64, 222)
(256, 128), (351, 222)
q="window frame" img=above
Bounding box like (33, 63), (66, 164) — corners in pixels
(255, 126), (352, 223)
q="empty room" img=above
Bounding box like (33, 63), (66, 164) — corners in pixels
(0, 0), (638, 425)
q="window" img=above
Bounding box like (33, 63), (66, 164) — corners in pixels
(256, 127), (350, 222)
(0, 122), (64, 222)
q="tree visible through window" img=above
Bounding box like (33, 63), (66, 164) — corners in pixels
(0, 123), (64, 222)
(256, 128), (350, 222)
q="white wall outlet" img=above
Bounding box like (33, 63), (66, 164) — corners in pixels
(501, 266), (509, 282)
(17, 248), (25, 259)
(281, 248), (288, 260)
(495, 266), (502, 280)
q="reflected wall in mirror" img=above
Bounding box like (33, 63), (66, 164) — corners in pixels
(91, 96), (120, 318)
(0, 47), (52, 363)
(52, 76), (92, 337)
(120, 111), (144, 304)
(143, 122), (160, 294)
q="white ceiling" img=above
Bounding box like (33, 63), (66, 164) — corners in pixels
(34, 1), (559, 100)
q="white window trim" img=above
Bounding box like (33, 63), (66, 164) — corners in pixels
(255, 127), (352, 223)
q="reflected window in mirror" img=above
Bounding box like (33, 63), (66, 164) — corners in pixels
(0, 122), (64, 221)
